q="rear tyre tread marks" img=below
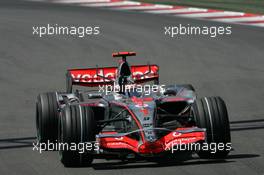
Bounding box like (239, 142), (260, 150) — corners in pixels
(60, 105), (95, 167)
(36, 92), (59, 145)
(193, 96), (231, 159)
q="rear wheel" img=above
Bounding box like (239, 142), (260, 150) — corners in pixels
(36, 92), (59, 144)
(59, 105), (96, 167)
(192, 96), (231, 159)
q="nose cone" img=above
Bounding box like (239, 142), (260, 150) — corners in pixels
(129, 97), (157, 142)
(138, 141), (164, 154)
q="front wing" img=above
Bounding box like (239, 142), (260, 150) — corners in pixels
(96, 127), (206, 155)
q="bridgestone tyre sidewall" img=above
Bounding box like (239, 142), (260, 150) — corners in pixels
(193, 96), (231, 159)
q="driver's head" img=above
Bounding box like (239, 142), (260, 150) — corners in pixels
(121, 56), (127, 62)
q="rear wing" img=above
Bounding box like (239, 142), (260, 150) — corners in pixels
(112, 51), (136, 58)
(66, 64), (159, 93)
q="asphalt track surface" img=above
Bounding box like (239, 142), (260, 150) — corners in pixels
(0, 0), (264, 174)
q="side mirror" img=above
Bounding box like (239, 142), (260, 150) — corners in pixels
(88, 93), (103, 99)
(164, 89), (177, 96)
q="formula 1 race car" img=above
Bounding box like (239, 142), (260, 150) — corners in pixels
(36, 52), (231, 167)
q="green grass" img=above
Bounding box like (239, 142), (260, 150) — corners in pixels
(137, 0), (264, 14)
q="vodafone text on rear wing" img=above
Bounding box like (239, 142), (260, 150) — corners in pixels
(66, 64), (159, 93)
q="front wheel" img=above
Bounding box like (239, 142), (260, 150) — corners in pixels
(192, 96), (231, 159)
(59, 105), (96, 167)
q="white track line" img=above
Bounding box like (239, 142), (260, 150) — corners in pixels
(53, 0), (110, 3)
(177, 11), (244, 18)
(82, 1), (140, 7)
(214, 16), (264, 22)
(145, 7), (208, 14)
(249, 23), (264, 27)
(117, 4), (173, 10)
(27, 0), (264, 28)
